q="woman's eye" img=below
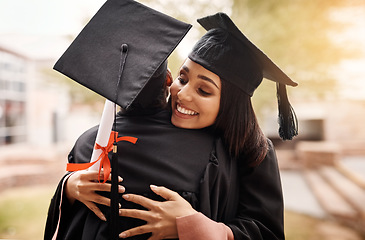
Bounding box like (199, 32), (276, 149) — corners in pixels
(178, 77), (188, 85)
(198, 88), (211, 96)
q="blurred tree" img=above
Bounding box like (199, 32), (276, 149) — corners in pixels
(139, 0), (232, 77)
(230, 0), (359, 116)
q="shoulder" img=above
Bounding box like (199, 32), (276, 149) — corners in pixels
(238, 138), (278, 176)
(117, 109), (172, 126)
(251, 138), (279, 175)
(75, 125), (98, 145)
(265, 138), (278, 163)
(68, 125), (98, 164)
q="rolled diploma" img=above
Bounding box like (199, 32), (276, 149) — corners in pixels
(88, 99), (115, 171)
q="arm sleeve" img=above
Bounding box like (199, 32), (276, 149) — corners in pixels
(176, 140), (284, 240)
(43, 172), (73, 240)
(227, 139), (285, 240)
(44, 128), (96, 240)
(177, 212), (234, 240)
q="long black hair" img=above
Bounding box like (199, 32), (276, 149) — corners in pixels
(214, 79), (268, 167)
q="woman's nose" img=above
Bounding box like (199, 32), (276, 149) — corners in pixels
(177, 85), (193, 102)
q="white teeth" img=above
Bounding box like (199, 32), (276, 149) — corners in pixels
(177, 105), (197, 115)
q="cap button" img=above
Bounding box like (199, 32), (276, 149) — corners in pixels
(121, 44), (128, 53)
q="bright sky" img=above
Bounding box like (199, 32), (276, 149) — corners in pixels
(0, 0), (204, 60)
(0, 0), (105, 36)
(329, 5), (365, 100)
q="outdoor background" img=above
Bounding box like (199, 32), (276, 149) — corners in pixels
(0, 0), (364, 239)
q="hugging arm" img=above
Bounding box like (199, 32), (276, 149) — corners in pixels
(44, 127), (124, 239)
(119, 185), (234, 240)
(64, 169), (124, 221)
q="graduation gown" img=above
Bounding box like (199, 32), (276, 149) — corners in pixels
(44, 110), (284, 240)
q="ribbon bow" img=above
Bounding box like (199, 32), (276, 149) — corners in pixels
(66, 131), (137, 183)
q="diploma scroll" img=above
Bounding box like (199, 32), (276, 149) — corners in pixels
(89, 99), (115, 171)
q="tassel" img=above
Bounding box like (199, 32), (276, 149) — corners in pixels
(110, 43), (129, 240)
(110, 143), (119, 240)
(276, 83), (298, 140)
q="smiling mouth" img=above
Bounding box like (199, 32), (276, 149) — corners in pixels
(176, 104), (198, 116)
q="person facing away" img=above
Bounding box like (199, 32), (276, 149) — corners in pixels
(45, 61), (240, 240)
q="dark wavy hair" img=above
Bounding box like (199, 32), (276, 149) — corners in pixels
(213, 79), (268, 167)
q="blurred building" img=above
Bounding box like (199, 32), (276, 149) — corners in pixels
(0, 34), (88, 146)
(0, 49), (27, 144)
(264, 98), (365, 152)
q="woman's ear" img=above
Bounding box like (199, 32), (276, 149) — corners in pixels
(166, 68), (173, 86)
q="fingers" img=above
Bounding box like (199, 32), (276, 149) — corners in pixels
(84, 181), (125, 193)
(69, 170), (125, 207)
(122, 194), (157, 210)
(119, 225), (152, 239)
(85, 170), (123, 183)
(119, 208), (151, 220)
(150, 185), (179, 201)
(78, 170), (124, 193)
(87, 192), (111, 207)
(84, 202), (107, 221)
(79, 183), (125, 207)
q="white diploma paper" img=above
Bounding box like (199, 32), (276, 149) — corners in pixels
(89, 99), (115, 171)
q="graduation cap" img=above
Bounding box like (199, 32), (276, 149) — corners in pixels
(54, 0), (191, 110)
(53, 0), (191, 238)
(188, 12), (298, 140)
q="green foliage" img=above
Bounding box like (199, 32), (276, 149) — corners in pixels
(0, 186), (54, 240)
(231, 0), (358, 115)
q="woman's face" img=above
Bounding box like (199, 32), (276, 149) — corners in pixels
(170, 58), (221, 129)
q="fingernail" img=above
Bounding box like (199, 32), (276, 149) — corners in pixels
(119, 232), (127, 238)
(118, 177), (123, 182)
(123, 194), (129, 199)
(119, 186), (125, 192)
(150, 184), (157, 189)
(100, 214), (106, 221)
(118, 203), (121, 208)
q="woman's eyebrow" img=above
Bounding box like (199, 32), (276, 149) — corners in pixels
(182, 65), (189, 72)
(182, 65), (219, 89)
(198, 75), (220, 89)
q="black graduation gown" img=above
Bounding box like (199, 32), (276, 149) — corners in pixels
(44, 110), (284, 240)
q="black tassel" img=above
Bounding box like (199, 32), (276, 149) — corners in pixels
(110, 145), (119, 239)
(110, 44), (129, 239)
(276, 83), (298, 140)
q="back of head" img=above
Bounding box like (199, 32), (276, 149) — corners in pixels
(126, 61), (168, 114)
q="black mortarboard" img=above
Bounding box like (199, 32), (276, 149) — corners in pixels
(189, 12), (298, 140)
(53, 0), (191, 239)
(54, 0), (191, 110)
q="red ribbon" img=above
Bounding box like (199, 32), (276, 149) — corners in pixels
(66, 131), (137, 183)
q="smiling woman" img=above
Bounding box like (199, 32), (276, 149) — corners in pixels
(113, 11), (299, 239)
(170, 58), (221, 129)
